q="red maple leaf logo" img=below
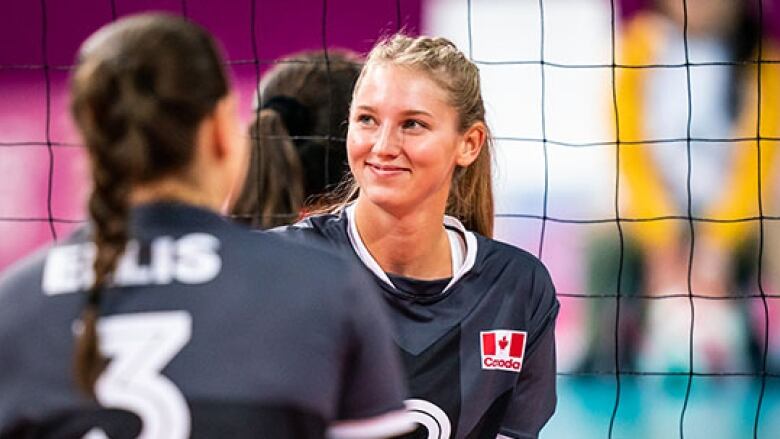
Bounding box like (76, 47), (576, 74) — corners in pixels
(499, 336), (508, 350)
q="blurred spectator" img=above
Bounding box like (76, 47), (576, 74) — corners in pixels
(231, 50), (362, 228)
(581, 0), (780, 374)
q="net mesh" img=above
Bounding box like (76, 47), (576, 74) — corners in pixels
(0, 0), (778, 437)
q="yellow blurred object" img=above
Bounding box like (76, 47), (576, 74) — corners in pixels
(613, 12), (780, 252)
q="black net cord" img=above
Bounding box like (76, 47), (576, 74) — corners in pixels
(321, 0), (331, 188)
(754, 1), (770, 438)
(607, 0), (625, 437)
(495, 214), (780, 224)
(9, 58), (780, 73)
(467, 0), (473, 60)
(560, 370), (780, 378)
(396, 0), (402, 32)
(536, 0), (550, 262)
(7, 136), (780, 150)
(40, 0), (57, 242)
(679, 1), (696, 437)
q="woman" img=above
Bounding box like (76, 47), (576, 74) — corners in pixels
(279, 34), (559, 438)
(0, 14), (411, 438)
(231, 50), (362, 228)
(581, 0), (780, 374)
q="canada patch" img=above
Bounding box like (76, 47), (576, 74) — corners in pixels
(480, 330), (527, 373)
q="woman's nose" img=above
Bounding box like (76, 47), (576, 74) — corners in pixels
(371, 124), (402, 157)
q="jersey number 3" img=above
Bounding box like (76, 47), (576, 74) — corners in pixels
(84, 311), (192, 439)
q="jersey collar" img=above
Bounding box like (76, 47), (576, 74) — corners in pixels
(345, 204), (478, 293)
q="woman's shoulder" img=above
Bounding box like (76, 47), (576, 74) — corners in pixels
(269, 210), (351, 245)
(475, 234), (549, 274)
(472, 235), (557, 305)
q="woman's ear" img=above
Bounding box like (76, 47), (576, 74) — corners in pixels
(212, 93), (241, 161)
(456, 121), (486, 167)
(211, 93), (249, 211)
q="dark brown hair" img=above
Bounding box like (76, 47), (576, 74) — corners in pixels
(70, 13), (228, 397)
(231, 50), (362, 228)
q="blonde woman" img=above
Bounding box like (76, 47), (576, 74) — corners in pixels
(279, 34), (559, 438)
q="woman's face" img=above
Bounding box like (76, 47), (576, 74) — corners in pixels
(347, 63), (480, 214)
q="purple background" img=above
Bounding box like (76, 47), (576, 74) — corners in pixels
(0, 0), (422, 269)
(0, 0), (422, 66)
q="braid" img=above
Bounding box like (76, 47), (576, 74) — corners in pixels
(74, 186), (129, 396)
(73, 59), (149, 397)
(69, 14), (228, 397)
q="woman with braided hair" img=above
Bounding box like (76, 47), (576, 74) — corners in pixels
(0, 14), (411, 438)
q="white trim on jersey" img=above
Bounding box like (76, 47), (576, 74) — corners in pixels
(446, 227), (465, 276)
(443, 215), (476, 292)
(345, 204), (478, 293)
(326, 409), (415, 439)
(346, 204), (393, 286)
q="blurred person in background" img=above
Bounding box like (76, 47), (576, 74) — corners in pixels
(231, 50), (362, 228)
(580, 0), (780, 374)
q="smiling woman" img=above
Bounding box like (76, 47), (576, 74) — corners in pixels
(276, 34), (560, 439)
(348, 62), (486, 243)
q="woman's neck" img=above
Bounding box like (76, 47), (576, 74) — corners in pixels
(130, 177), (220, 212)
(354, 197), (452, 280)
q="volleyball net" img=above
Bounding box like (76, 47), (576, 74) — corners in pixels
(1, 0), (779, 437)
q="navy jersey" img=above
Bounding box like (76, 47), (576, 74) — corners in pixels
(276, 205), (559, 439)
(0, 202), (412, 439)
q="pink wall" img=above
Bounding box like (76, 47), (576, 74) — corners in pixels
(0, 0), (421, 271)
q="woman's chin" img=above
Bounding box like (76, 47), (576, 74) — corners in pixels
(359, 190), (414, 214)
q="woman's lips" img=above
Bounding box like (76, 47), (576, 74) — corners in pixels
(366, 162), (410, 176)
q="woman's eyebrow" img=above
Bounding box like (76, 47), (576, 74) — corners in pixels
(354, 105), (433, 119)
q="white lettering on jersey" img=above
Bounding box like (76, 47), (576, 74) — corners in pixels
(42, 233), (221, 295)
(174, 233), (221, 284)
(91, 311), (192, 439)
(404, 399), (451, 439)
(151, 236), (175, 284)
(114, 240), (151, 286)
(42, 242), (95, 295)
(82, 428), (108, 439)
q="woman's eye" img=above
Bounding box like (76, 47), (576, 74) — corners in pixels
(356, 115), (375, 126)
(402, 119), (426, 130)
